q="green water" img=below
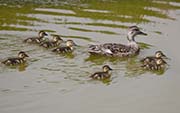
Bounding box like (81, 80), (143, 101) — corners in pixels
(0, 0), (180, 113)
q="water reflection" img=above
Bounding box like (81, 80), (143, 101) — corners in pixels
(0, 0), (180, 31)
(85, 54), (129, 65)
(14, 63), (27, 71)
(86, 54), (168, 78)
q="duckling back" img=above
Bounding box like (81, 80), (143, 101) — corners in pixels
(2, 51), (29, 66)
(90, 72), (111, 80)
(52, 46), (72, 53)
(24, 37), (44, 44)
(2, 58), (25, 66)
(24, 31), (48, 44)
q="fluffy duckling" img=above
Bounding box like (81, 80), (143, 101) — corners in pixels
(90, 65), (113, 80)
(141, 58), (167, 70)
(23, 30), (48, 44)
(141, 51), (167, 65)
(2, 51), (29, 66)
(40, 35), (63, 48)
(52, 40), (77, 53)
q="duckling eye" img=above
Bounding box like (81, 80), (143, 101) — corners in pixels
(157, 53), (161, 56)
(39, 32), (44, 37)
(104, 67), (109, 71)
(54, 37), (57, 41)
(19, 54), (23, 57)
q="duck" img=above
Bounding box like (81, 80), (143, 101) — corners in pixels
(40, 35), (63, 48)
(88, 26), (147, 57)
(1, 51), (29, 66)
(23, 30), (48, 44)
(140, 51), (167, 65)
(141, 58), (167, 70)
(52, 40), (77, 53)
(90, 65), (113, 80)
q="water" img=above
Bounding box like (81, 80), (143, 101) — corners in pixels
(0, 0), (180, 113)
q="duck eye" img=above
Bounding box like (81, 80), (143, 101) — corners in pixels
(129, 31), (134, 35)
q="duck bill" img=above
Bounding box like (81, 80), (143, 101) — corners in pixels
(109, 67), (113, 70)
(138, 31), (147, 36)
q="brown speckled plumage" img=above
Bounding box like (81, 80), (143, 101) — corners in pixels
(88, 26), (147, 57)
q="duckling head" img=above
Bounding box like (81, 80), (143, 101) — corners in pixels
(102, 65), (112, 72)
(52, 35), (63, 42)
(18, 51), (29, 58)
(38, 30), (48, 38)
(156, 58), (167, 65)
(66, 40), (77, 47)
(155, 51), (167, 58)
(127, 26), (147, 41)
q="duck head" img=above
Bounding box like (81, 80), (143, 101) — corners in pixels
(127, 26), (147, 41)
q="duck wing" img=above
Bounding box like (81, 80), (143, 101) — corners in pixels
(88, 43), (134, 57)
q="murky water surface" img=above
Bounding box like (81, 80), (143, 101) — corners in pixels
(0, 0), (180, 113)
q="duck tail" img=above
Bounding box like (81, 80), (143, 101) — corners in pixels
(88, 44), (102, 54)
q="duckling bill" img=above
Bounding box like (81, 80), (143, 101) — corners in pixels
(90, 65), (112, 80)
(2, 51), (29, 66)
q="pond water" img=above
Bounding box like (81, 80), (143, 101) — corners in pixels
(0, 0), (180, 113)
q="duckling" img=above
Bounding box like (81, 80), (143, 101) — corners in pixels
(23, 30), (48, 44)
(2, 51), (29, 66)
(90, 65), (113, 80)
(141, 51), (167, 65)
(40, 35), (63, 48)
(141, 58), (167, 70)
(52, 40), (77, 53)
(88, 26), (147, 57)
